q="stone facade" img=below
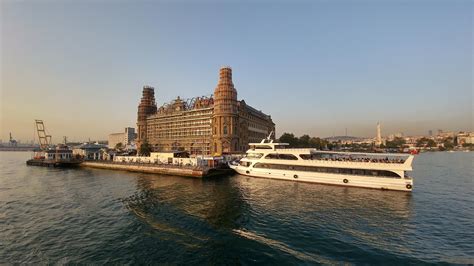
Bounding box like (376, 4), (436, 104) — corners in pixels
(137, 67), (275, 155)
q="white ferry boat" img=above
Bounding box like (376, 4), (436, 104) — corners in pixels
(229, 136), (414, 192)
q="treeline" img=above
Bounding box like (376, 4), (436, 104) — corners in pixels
(278, 133), (330, 149)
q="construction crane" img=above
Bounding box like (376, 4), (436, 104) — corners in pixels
(35, 120), (52, 150)
(9, 132), (17, 147)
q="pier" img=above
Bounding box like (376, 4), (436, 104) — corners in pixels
(81, 161), (232, 178)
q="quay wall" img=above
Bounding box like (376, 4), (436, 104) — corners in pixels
(81, 161), (206, 178)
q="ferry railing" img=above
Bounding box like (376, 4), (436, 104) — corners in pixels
(90, 159), (210, 171)
(302, 158), (407, 164)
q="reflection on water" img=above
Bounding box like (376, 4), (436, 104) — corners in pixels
(121, 172), (417, 264)
(1, 152), (473, 264)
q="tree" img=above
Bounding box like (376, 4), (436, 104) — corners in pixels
(279, 132), (331, 149)
(427, 139), (436, 147)
(386, 137), (406, 149)
(443, 138), (454, 150)
(139, 141), (152, 156)
(115, 142), (123, 150)
(309, 137), (326, 149)
(298, 135), (311, 147)
(278, 133), (299, 147)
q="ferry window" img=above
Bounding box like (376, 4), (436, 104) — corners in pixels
(265, 154), (279, 159)
(330, 168), (340, 174)
(247, 153), (263, 159)
(252, 163), (401, 178)
(367, 170), (379, 176)
(294, 166), (307, 171)
(377, 170), (400, 178)
(239, 161), (251, 167)
(265, 153), (298, 160)
(352, 169), (365, 175)
(339, 168), (352, 174)
(299, 154), (312, 160)
(278, 154), (298, 160)
(256, 145), (272, 149)
(254, 163), (267, 169)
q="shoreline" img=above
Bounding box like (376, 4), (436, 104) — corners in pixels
(81, 161), (232, 178)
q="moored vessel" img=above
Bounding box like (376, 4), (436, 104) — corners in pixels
(229, 135), (414, 192)
(26, 145), (82, 167)
(26, 119), (82, 167)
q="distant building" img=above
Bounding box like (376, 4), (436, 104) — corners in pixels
(136, 66), (275, 155)
(108, 127), (136, 149)
(437, 131), (455, 139)
(73, 143), (108, 160)
(375, 122), (382, 146)
(457, 132), (474, 145)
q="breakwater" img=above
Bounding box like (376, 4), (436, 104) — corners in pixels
(81, 161), (229, 178)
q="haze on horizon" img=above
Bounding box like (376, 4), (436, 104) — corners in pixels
(1, 0), (472, 143)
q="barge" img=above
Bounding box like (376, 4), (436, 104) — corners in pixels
(26, 146), (82, 167)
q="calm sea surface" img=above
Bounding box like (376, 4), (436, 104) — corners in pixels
(1, 151), (472, 264)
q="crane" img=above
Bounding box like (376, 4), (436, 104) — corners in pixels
(9, 132), (17, 147)
(35, 120), (52, 150)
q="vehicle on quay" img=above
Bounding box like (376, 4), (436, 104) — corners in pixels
(229, 134), (414, 192)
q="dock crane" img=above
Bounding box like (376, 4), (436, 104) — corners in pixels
(35, 120), (52, 150)
(9, 132), (17, 147)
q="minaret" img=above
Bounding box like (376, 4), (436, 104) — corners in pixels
(137, 86), (157, 151)
(212, 66), (239, 155)
(375, 122), (382, 146)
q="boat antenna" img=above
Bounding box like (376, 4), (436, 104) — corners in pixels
(267, 131), (274, 140)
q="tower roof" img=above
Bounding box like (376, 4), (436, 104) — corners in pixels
(214, 66), (237, 96)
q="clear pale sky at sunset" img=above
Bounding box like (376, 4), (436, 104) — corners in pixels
(1, 0), (472, 143)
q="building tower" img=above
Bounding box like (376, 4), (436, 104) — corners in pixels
(137, 86), (157, 152)
(375, 122), (382, 146)
(212, 66), (239, 155)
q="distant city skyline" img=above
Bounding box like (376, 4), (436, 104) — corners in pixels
(1, 1), (472, 142)
(2, 122), (469, 144)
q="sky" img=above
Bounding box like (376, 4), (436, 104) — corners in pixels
(1, 0), (472, 143)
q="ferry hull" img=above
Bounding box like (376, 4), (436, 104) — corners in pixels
(230, 165), (413, 192)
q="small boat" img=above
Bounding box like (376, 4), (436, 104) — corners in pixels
(229, 134), (414, 192)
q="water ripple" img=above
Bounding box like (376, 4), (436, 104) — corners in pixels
(0, 151), (473, 264)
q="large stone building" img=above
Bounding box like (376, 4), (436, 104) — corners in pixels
(136, 66), (275, 155)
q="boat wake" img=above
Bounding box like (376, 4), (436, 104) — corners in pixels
(232, 229), (335, 264)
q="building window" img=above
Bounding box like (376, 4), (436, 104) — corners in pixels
(223, 125), (228, 135)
